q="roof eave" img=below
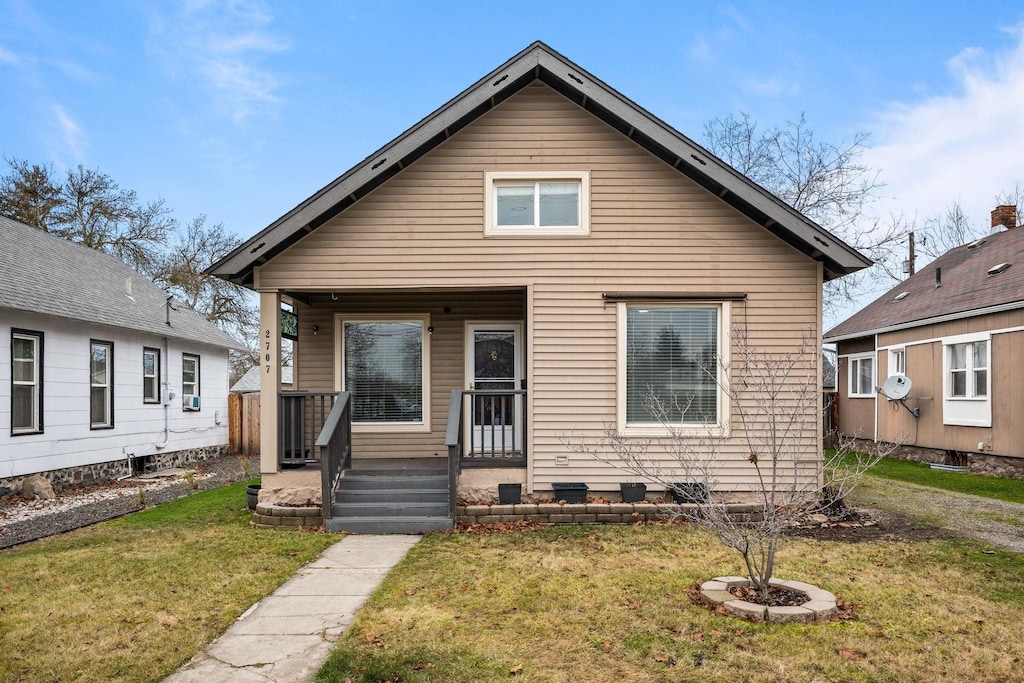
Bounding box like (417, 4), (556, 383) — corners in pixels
(209, 41), (871, 286)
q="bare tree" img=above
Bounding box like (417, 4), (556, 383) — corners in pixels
(152, 215), (260, 375)
(703, 114), (888, 317)
(563, 327), (895, 599)
(0, 158), (62, 230)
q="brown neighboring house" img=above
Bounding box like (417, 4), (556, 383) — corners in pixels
(209, 42), (869, 532)
(824, 205), (1024, 467)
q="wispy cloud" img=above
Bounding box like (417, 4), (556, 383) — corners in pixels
(864, 23), (1024, 227)
(50, 105), (86, 161)
(149, 0), (290, 126)
(0, 45), (18, 64)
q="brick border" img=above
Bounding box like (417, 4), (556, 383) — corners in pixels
(698, 575), (838, 623)
(249, 500), (766, 530)
(251, 503), (323, 530)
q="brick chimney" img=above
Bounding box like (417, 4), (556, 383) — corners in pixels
(991, 204), (1018, 230)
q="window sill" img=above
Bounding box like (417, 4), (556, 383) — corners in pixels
(11, 429), (43, 437)
(352, 423), (431, 434)
(619, 423), (730, 439)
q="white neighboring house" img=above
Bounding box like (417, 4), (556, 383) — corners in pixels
(0, 216), (245, 494)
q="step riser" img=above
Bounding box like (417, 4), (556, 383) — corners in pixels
(334, 503), (449, 517)
(340, 477), (448, 491)
(339, 491), (448, 503)
(324, 517), (454, 534)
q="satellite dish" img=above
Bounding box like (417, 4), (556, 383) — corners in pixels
(881, 375), (912, 400)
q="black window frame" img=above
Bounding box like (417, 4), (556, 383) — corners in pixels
(143, 347), (161, 404)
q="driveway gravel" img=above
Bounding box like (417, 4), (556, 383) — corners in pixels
(850, 475), (1024, 553)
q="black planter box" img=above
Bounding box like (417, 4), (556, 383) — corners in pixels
(619, 482), (647, 503)
(498, 483), (522, 505)
(246, 484), (261, 510)
(669, 482), (709, 504)
(551, 482), (588, 504)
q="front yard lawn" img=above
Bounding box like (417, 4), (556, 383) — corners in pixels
(0, 480), (339, 683)
(318, 524), (1024, 682)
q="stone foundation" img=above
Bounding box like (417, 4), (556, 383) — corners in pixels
(849, 437), (1024, 480)
(0, 444), (229, 497)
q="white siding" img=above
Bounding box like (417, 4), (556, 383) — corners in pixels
(0, 311), (231, 478)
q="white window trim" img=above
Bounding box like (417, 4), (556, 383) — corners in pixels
(942, 332), (991, 427)
(12, 330), (42, 435)
(334, 313), (431, 433)
(484, 170), (590, 236)
(616, 301), (731, 437)
(847, 353), (875, 398)
(888, 347), (906, 376)
(90, 340), (114, 430)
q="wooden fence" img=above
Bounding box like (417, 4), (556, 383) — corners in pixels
(229, 392), (261, 455)
(823, 391), (838, 450)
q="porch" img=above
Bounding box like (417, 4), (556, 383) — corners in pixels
(275, 388), (525, 532)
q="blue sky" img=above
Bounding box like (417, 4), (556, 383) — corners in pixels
(3, 1), (1024, 322)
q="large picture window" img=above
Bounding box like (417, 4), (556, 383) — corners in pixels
(484, 171), (590, 236)
(90, 340), (114, 429)
(340, 317), (428, 428)
(620, 304), (723, 429)
(12, 330), (43, 434)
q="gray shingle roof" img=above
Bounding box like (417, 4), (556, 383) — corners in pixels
(230, 365), (292, 392)
(0, 216), (245, 351)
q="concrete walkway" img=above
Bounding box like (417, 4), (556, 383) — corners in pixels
(165, 534), (421, 683)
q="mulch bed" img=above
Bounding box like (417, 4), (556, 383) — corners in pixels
(728, 584), (809, 607)
(785, 507), (953, 544)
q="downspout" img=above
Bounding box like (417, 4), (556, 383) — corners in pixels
(873, 333), (879, 443)
(157, 334), (170, 449)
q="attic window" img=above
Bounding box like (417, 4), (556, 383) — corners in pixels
(893, 292), (910, 302)
(988, 263), (1011, 276)
(484, 171), (590, 237)
(966, 238), (986, 250)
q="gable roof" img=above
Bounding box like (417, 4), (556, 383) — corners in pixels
(230, 364), (292, 392)
(209, 41), (870, 286)
(824, 226), (1024, 342)
(0, 216), (244, 351)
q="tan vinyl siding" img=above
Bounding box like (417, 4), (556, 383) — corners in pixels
(876, 311), (1024, 458)
(263, 82), (822, 491)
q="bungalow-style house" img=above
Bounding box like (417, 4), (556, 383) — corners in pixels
(824, 205), (1024, 474)
(209, 42), (870, 532)
(0, 216), (244, 495)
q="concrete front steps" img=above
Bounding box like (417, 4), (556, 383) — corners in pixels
(325, 464), (453, 533)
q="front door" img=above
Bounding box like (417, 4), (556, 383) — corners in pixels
(465, 323), (523, 455)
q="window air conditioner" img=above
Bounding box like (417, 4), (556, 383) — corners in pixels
(183, 394), (201, 411)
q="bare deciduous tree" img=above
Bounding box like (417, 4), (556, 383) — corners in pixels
(563, 327), (895, 599)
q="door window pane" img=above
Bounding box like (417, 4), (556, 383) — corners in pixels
(344, 321), (423, 424)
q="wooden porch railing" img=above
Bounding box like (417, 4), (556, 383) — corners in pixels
(446, 389), (527, 468)
(444, 390), (464, 523)
(316, 391), (352, 526)
(279, 391), (339, 466)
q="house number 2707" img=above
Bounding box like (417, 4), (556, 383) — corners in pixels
(265, 329), (272, 373)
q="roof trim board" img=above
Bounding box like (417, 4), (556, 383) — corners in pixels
(823, 299), (1024, 343)
(209, 41), (871, 286)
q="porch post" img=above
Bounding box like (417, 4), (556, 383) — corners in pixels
(259, 290), (282, 475)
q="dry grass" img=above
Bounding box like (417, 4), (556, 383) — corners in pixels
(318, 524), (1024, 682)
(0, 481), (339, 682)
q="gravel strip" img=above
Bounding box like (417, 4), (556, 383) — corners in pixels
(850, 476), (1024, 553)
(0, 455), (259, 550)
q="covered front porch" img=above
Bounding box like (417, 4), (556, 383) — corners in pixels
(257, 287), (530, 531)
